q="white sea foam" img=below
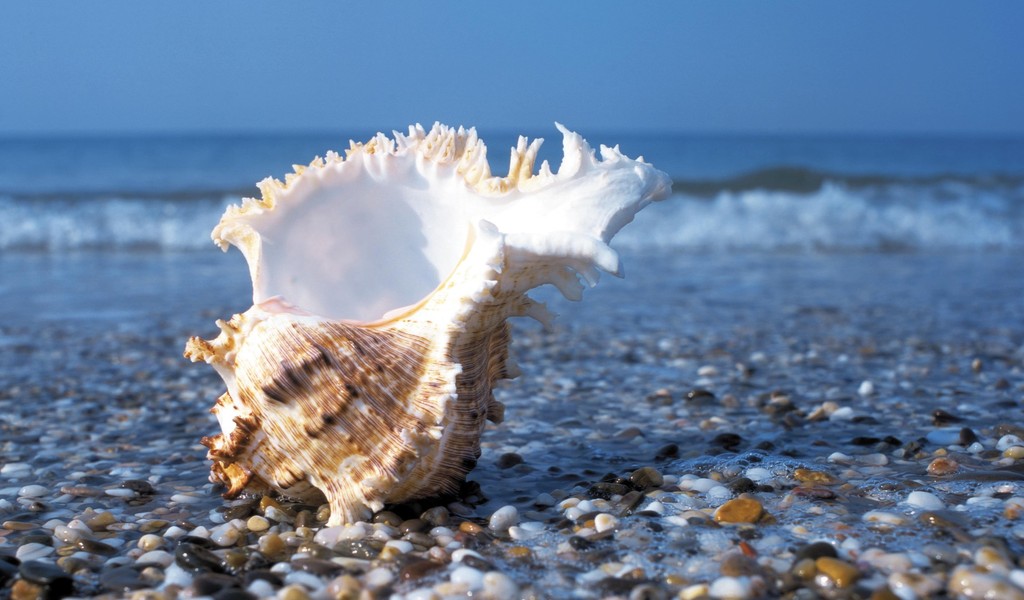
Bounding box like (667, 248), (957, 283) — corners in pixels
(619, 182), (1024, 252)
(1, 180), (1021, 252)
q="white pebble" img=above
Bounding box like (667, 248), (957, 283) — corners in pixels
(709, 575), (753, 599)
(138, 535), (166, 552)
(998, 435), (1024, 451)
(706, 485), (732, 503)
(889, 572), (942, 600)
(534, 493), (556, 507)
(575, 499), (596, 513)
(863, 510), (907, 526)
(906, 491), (945, 511)
(452, 548), (484, 563)
(16, 543), (54, 560)
(163, 525), (187, 539)
(384, 539), (413, 554)
(745, 467), (771, 482)
(688, 478), (719, 493)
(451, 566), (485, 590)
(594, 513), (619, 533)
(644, 500), (666, 515)
(827, 452), (853, 464)
(188, 526), (211, 539)
(104, 488), (136, 498)
(967, 496), (1003, 508)
(404, 589), (440, 600)
(829, 406), (856, 421)
(508, 526), (540, 541)
(162, 563), (194, 588)
(557, 497), (580, 511)
(170, 493), (202, 504)
(210, 523), (241, 546)
(364, 566), (394, 589)
(54, 524), (84, 544)
(313, 525), (345, 547)
(859, 453), (889, 466)
(136, 550), (174, 567)
(858, 380), (875, 396)
(18, 484), (48, 498)
(488, 505), (518, 531)
(1, 462), (31, 476)
(482, 571), (520, 600)
(247, 579), (276, 599)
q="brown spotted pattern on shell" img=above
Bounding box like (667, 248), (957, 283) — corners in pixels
(185, 123), (670, 525)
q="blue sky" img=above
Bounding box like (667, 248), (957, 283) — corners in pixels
(2, 2), (1023, 136)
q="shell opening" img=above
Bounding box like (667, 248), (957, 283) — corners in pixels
(247, 170), (475, 323)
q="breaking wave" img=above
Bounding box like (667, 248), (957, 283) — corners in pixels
(2, 168), (1022, 252)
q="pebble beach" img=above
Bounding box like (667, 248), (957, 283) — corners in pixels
(1, 249), (1022, 599)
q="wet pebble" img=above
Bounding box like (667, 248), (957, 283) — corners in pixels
(175, 541), (226, 573)
(815, 557), (859, 588)
(714, 498), (763, 524)
(496, 452), (524, 469)
(489, 505), (518, 532)
(100, 566), (147, 592)
(906, 490), (945, 511)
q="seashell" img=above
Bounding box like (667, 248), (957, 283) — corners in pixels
(185, 123), (670, 525)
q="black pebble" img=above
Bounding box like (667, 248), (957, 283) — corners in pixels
(460, 554), (495, 571)
(120, 479), (155, 495)
(728, 477), (756, 494)
(192, 572), (241, 595)
(794, 541), (838, 561)
(243, 570), (283, 588)
(99, 566), (146, 592)
(588, 482), (631, 499)
(711, 433), (743, 451)
(176, 535), (216, 549)
(399, 518), (429, 534)
(496, 452), (524, 469)
(20, 560), (74, 597)
(214, 590), (258, 600)
(175, 542), (227, 573)
(18, 560), (69, 585)
(959, 427), (979, 446)
(850, 436), (881, 446)
(654, 443), (679, 460)
(0, 558), (17, 585)
(932, 409), (962, 425)
(400, 558), (445, 582)
(291, 558), (344, 577)
(686, 388), (716, 402)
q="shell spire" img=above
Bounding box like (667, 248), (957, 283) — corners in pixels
(185, 123), (671, 525)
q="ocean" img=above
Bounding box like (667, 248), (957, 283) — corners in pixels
(1, 131), (1023, 597)
(0, 131), (1021, 252)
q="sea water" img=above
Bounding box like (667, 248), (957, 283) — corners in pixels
(0, 132), (1021, 253)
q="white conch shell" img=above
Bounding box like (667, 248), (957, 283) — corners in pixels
(185, 123), (670, 525)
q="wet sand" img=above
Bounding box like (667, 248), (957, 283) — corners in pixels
(1, 251), (1022, 598)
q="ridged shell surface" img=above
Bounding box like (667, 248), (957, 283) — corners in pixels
(185, 123), (671, 525)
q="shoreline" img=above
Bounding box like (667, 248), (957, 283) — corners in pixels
(1, 251), (1022, 598)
